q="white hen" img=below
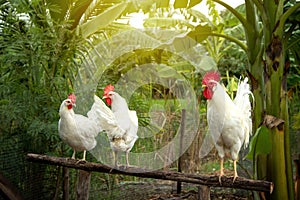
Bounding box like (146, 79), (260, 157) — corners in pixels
(58, 93), (102, 160)
(102, 84), (138, 167)
(202, 71), (253, 182)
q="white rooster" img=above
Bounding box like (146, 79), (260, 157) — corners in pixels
(58, 93), (103, 160)
(102, 84), (139, 167)
(202, 71), (253, 183)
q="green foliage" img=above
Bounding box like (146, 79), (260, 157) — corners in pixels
(79, 2), (128, 38)
(221, 71), (238, 99)
(0, 0), (93, 197)
(292, 112), (300, 129)
(246, 126), (272, 160)
(0, 0), (78, 143)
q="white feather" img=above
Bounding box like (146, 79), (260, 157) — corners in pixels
(206, 77), (253, 161)
(58, 98), (102, 153)
(107, 92), (138, 153)
(91, 95), (125, 139)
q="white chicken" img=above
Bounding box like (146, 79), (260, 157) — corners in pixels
(202, 71), (253, 183)
(58, 93), (103, 160)
(102, 84), (138, 167)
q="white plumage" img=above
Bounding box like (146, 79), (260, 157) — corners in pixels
(202, 71), (253, 182)
(102, 84), (138, 167)
(58, 94), (103, 160)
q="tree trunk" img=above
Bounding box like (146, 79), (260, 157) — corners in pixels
(263, 115), (288, 199)
(263, 33), (293, 200)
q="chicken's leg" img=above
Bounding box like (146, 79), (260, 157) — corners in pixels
(75, 150), (87, 164)
(219, 158), (224, 184)
(82, 150), (86, 161)
(72, 150), (76, 159)
(113, 151), (118, 167)
(125, 151), (130, 167)
(233, 160), (238, 183)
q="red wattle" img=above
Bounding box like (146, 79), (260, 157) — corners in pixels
(105, 98), (112, 106)
(67, 104), (73, 110)
(203, 88), (213, 100)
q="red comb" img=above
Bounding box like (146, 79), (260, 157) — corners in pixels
(202, 71), (220, 85)
(104, 84), (114, 95)
(68, 93), (76, 104)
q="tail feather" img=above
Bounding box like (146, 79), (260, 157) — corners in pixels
(88, 95), (125, 139)
(86, 96), (104, 133)
(233, 77), (254, 147)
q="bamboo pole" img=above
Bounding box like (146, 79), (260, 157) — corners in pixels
(26, 153), (273, 193)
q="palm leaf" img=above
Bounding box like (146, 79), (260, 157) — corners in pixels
(79, 2), (128, 38)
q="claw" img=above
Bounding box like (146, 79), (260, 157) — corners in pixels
(233, 175), (238, 183)
(218, 174), (223, 184)
(76, 159), (86, 164)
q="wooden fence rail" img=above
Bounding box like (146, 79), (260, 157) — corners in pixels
(26, 153), (273, 194)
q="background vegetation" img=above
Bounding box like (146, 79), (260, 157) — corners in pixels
(0, 0), (299, 199)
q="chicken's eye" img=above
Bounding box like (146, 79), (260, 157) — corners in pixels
(208, 82), (216, 88)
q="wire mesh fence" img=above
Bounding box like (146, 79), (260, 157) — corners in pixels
(0, 134), (56, 200)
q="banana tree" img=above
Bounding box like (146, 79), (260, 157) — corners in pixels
(45, 0), (129, 37)
(189, 0), (300, 199)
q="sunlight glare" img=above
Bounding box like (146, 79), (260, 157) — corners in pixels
(129, 11), (148, 29)
(129, 0), (245, 29)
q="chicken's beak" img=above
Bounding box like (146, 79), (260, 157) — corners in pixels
(102, 95), (107, 99)
(202, 85), (207, 88)
(72, 104), (76, 107)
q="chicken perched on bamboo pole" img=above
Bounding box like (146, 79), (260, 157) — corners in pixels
(202, 71), (253, 183)
(58, 93), (103, 160)
(58, 94), (102, 160)
(102, 84), (138, 167)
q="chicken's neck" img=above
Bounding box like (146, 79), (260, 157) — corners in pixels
(111, 93), (129, 113)
(210, 83), (236, 113)
(59, 106), (75, 119)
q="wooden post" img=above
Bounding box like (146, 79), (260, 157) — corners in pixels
(198, 185), (210, 200)
(177, 109), (186, 194)
(63, 167), (70, 200)
(76, 170), (91, 200)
